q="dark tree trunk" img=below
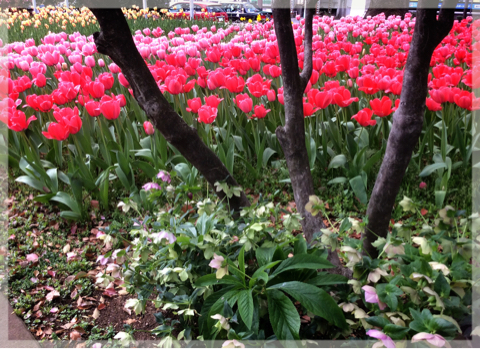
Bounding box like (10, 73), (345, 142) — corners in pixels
(273, 0), (348, 275)
(363, 0), (456, 258)
(364, 0), (410, 18)
(89, 9), (250, 212)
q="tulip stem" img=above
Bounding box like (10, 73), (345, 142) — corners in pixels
(97, 118), (111, 165)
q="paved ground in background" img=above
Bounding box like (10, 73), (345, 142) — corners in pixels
(0, 293), (40, 348)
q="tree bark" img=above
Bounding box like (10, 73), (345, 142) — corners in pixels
(363, 0), (456, 258)
(89, 9), (250, 212)
(273, 0), (348, 275)
(364, 0), (410, 18)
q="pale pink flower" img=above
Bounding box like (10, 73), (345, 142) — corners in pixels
(222, 339), (245, 348)
(152, 231), (176, 244)
(412, 333), (447, 347)
(209, 254), (225, 269)
(362, 285), (387, 310)
(366, 329), (396, 348)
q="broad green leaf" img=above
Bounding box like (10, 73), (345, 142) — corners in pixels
(15, 175), (45, 192)
(419, 162), (447, 177)
(270, 254), (333, 279)
(268, 281), (347, 330)
(434, 273), (451, 298)
(194, 274), (244, 288)
(266, 289), (300, 340)
(255, 246), (276, 267)
(383, 324), (410, 340)
(328, 154), (347, 169)
(252, 261), (280, 279)
(305, 272), (348, 286)
(349, 175), (367, 204)
(262, 147), (276, 166)
(294, 236), (307, 255)
(51, 192), (81, 215)
(238, 290), (254, 330)
(366, 316), (390, 329)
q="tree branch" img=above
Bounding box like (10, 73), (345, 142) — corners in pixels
(299, 0), (315, 90)
(89, 9), (250, 211)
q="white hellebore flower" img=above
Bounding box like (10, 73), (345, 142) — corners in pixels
(411, 272), (433, 284)
(113, 331), (135, 346)
(399, 196), (415, 212)
(348, 217), (362, 232)
(125, 298), (145, 315)
(340, 246), (362, 268)
(152, 231), (176, 244)
(429, 262), (450, 275)
(106, 263), (121, 278)
(222, 339), (245, 348)
(211, 314), (230, 331)
(412, 237), (432, 255)
(368, 268), (389, 284)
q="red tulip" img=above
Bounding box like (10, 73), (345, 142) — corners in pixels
(118, 73), (130, 88)
(225, 76), (245, 93)
(269, 65), (282, 78)
(426, 98), (442, 111)
(186, 98), (202, 113)
(34, 73), (47, 88)
(370, 96), (393, 117)
(358, 76), (380, 95)
(14, 75), (32, 93)
(88, 81), (105, 99)
(234, 94), (253, 113)
(303, 102), (319, 117)
(322, 61), (337, 78)
(309, 70), (319, 85)
(247, 74), (269, 98)
(267, 89), (276, 102)
(85, 100), (102, 117)
(454, 90), (473, 110)
(352, 108), (376, 127)
(430, 87), (450, 104)
(197, 105), (217, 124)
(204, 95), (223, 109)
(335, 55), (351, 72)
(252, 105), (271, 119)
(100, 100), (121, 120)
(333, 87), (359, 108)
(53, 106), (82, 134)
(98, 72), (114, 90)
(42, 122), (70, 141)
(143, 121), (154, 135)
(26, 94), (53, 112)
(8, 110), (37, 132)
(314, 91), (332, 109)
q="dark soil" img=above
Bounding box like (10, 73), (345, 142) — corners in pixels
(95, 293), (177, 341)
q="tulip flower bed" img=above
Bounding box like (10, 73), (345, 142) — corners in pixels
(1, 6), (477, 346)
(2, 8), (475, 222)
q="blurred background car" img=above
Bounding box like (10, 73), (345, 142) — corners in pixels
(220, 1), (271, 21)
(168, 1), (228, 21)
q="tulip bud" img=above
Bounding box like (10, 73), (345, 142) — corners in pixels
(143, 121), (154, 135)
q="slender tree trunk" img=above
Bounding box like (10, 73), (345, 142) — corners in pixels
(89, 9), (250, 212)
(364, 0), (410, 18)
(273, 0), (347, 275)
(363, 0), (456, 258)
